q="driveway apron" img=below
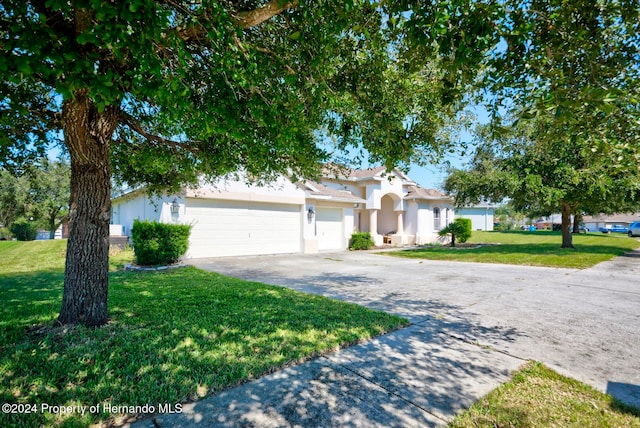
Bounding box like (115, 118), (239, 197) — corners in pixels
(134, 249), (640, 427)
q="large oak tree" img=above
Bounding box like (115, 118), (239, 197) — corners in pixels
(1, 1), (496, 326)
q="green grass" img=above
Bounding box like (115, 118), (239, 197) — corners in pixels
(0, 240), (408, 427)
(387, 231), (640, 268)
(450, 361), (640, 427)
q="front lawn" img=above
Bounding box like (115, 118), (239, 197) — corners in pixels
(0, 240), (408, 427)
(387, 231), (640, 268)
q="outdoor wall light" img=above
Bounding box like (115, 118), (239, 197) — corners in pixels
(307, 207), (315, 223)
(170, 198), (180, 216)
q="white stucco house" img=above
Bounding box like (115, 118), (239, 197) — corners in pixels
(456, 202), (495, 231)
(110, 166), (455, 259)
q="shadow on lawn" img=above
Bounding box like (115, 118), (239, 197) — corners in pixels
(0, 267), (410, 426)
(0, 270), (64, 344)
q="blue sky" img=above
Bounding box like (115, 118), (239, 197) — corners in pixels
(408, 160), (456, 191)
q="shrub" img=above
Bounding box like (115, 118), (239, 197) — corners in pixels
(349, 232), (374, 250)
(438, 218), (472, 247)
(9, 218), (38, 241)
(454, 218), (472, 243)
(131, 220), (191, 266)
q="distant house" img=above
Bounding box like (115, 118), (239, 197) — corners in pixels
(457, 202), (495, 231)
(582, 213), (640, 231)
(34, 224), (69, 240)
(111, 167), (455, 259)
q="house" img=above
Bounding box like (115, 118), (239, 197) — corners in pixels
(456, 202), (495, 231)
(582, 213), (640, 232)
(110, 166), (455, 259)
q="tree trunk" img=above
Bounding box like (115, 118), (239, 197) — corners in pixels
(48, 210), (58, 240)
(572, 212), (582, 234)
(560, 201), (575, 249)
(58, 92), (119, 327)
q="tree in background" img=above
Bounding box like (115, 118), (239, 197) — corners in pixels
(0, 158), (70, 239)
(446, 0), (640, 249)
(445, 114), (640, 248)
(1, 1), (496, 326)
(27, 158), (71, 239)
(0, 168), (29, 233)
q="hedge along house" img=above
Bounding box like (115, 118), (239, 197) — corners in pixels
(110, 167), (455, 259)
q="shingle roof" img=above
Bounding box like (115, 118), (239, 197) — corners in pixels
(404, 185), (451, 201)
(582, 213), (640, 223)
(348, 166), (388, 179)
(322, 164), (414, 182)
(302, 180), (364, 202)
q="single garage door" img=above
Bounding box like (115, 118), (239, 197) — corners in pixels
(185, 198), (302, 258)
(316, 207), (344, 251)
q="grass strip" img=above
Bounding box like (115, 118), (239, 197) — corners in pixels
(386, 231), (640, 268)
(450, 361), (640, 427)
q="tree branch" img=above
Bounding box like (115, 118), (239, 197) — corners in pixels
(235, 0), (299, 29)
(173, 0), (298, 43)
(119, 112), (200, 153)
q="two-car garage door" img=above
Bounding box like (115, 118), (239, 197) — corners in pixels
(185, 198), (302, 258)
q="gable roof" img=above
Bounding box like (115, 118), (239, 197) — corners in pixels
(322, 164), (416, 184)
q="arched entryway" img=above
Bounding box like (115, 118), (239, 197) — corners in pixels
(378, 193), (404, 244)
(379, 194), (398, 234)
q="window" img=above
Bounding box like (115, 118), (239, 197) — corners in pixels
(433, 207), (441, 230)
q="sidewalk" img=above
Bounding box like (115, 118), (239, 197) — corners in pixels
(130, 318), (524, 427)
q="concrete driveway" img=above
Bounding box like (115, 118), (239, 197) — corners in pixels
(190, 250), (640, 405)
(137, 249), (639, 427)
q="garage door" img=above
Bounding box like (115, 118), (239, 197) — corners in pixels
(316, 207), (344, 251)
(185, 198), (302, 258)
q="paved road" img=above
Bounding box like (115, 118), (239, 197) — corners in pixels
(133, 248), (640, 427)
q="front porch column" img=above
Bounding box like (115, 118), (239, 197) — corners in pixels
(369, 209), (378, 235)
(391, 210), (405, 246)
(395, 211), (404, 235)
(369, 209), (382, 246)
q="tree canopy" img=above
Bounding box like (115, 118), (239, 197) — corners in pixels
(445, 0), (640, 248)
(1, 1), (488, 191)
